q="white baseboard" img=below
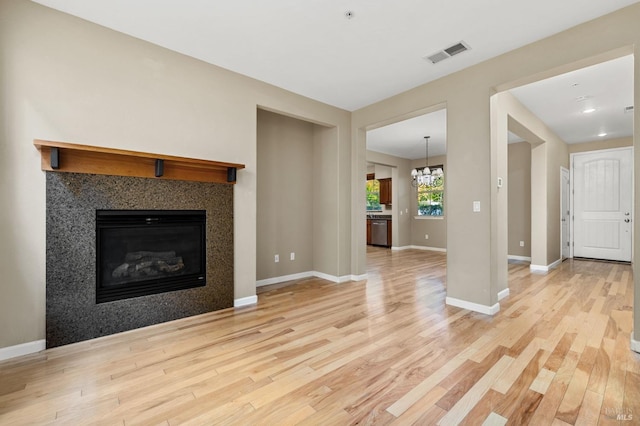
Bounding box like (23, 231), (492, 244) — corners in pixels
(498, 288), (510, 301)
(313, 271), (340, 283)
(257, 271), (366, 288)
(632, 336), (640, 354)
(350, 273), (368, 282)
(0, 339), (46, 362)
(445, 297), (500, 316)
(392, 245), (447, 252)
(508, 255), (532, 262)
(548, 258), (562, 270)
(529, 264), (548, 272)
(313, 271), (358, 283)
(530, 258), (562, 272)
(256, 271), (314, 287)
(234, 295), (258, 308)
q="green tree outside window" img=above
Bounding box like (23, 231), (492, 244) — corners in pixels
(417, 168), (444, 216)
(366, 179), (382, 211)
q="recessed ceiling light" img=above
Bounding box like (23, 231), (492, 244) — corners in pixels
(583, 108), (596, 114)
(598, 132), (607, 137)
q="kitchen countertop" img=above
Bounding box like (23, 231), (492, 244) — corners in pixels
(367, 214), (392, 220)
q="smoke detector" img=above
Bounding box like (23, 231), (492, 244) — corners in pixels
(425, 41), (471, 64)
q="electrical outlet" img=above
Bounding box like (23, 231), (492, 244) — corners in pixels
(274, 254), (279, 263)
(425, 234), (429, 240)
(290, 252), (295, 261)
(519, 241), (524, 247)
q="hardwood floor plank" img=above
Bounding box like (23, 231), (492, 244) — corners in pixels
(586, 337), (613, 396)
(437, 355), (514, 425)
(574, 389), (603, 426)
(492, 339), (544, 394)
(493, 348), (546, 421)
(390, 385), (448, 425)
(600, 333), (629, 422)
(530, 368), (556, 395)
(386, 352), (469, 417)
(506, 389), (543, 425)
(407, 404), (448, 426)
(527, 349), (580, 425)
(622, 371), (640, 424)
(482, 411), (508, 426)
(555, 346), (598, 424)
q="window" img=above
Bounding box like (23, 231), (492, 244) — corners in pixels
(366, 179), (382, 211)
(417, 166), (444, 216)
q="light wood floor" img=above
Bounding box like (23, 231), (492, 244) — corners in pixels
(1, 247), (638, 425)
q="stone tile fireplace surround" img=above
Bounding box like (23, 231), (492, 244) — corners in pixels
(46, 172), (234, 348)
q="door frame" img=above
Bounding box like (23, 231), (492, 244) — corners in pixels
(560, 166), (571, 259)
(570, 146), (634, 262)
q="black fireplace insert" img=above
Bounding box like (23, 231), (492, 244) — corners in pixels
(96, 210), (206, 303)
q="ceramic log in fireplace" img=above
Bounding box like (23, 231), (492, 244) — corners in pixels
(96, 210), (206, 303)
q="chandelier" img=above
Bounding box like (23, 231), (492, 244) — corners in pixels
(411, 136), (443, 187)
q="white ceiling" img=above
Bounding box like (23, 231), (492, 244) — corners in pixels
(367, 110), (447, 160)
(509, 55), (634, 144)
(31, 0), (636, 160)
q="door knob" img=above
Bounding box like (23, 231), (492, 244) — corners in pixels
(625, 218), (630, 223)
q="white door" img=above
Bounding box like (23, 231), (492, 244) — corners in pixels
(572, 148), (632, 262)
(561, 167), (570, 259)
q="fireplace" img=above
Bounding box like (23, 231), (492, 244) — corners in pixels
(46, 173), (233, 347)
(96, 210), (206, 303)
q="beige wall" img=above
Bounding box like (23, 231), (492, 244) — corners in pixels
(496, 92), (569, 268)
(0, 0), (351, 349)
(508, 143), (532, 257)
(569, 137), (633, 154)
(256, 110), (314, 281)
(352, 4), (640, 315)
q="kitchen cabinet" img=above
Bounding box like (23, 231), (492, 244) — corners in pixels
(379, 178), (392, 205)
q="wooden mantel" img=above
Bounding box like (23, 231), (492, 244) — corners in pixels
(34, 140), (245, 184)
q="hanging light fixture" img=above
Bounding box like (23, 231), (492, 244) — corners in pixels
(411, 136), (432, 187)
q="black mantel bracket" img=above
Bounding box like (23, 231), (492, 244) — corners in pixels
(155, 159), (164, 177)
(227, 167), (237, 183)
(50, 147), (60, 170)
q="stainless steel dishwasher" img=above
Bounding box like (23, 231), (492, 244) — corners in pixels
(371, 219), (388, 246)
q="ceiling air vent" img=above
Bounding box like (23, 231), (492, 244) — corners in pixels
(624, 105), (634, 113)
(426, 51), (450, 64)
(444, 42), (469, 57)
(425, 41), (471, 64)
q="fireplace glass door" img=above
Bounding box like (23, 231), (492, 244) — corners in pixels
(96, 210), (206, 303)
